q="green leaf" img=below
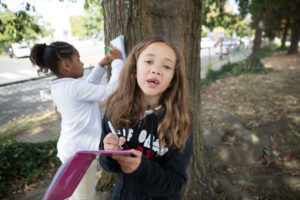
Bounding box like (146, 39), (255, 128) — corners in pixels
(244, 173), (253, 182)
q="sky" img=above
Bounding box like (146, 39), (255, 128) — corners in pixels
(1, 0), (86, 39)
(228, 0), (239, 14)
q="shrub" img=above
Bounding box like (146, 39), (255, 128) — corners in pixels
(0, 140), (61, 197)
(201, 59), (272, 86)
(260, 43), (279, 58)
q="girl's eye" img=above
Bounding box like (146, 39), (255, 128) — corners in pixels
(145, 60), (152, 64)
(163, 65), (171, 69)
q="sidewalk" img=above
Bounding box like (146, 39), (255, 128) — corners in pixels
(0, 77), (54, 126)
(0, 67), (101, 127)
(14, 117), (61, 142)
(201, 48), (252, 78)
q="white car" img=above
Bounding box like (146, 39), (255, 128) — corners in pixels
(9, 43), (31, 58)
(201, 37), (216, 49)
(241, 37), (253, 48)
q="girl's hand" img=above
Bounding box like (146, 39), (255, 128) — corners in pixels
(109, 45), (122, 61)
(98, 54), (111, 66)
(112, 149), (142, 174)
(103, 133), (126, 150)
(98, 45), (122, 66)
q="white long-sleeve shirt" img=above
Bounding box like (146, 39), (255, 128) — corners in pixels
(50, 59), (123, 158)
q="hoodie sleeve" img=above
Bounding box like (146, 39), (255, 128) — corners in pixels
(85, 63), (107, 84)
(99, 114), (121, 173)
(71, 59), (123, 102)
(127, 129), (193, 196)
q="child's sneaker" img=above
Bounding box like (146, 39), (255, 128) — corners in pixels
(110, 35), (126, 61)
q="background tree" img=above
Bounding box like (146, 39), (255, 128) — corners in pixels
(279, 18), (290, 49)
(202, 0), (226, 30)
(236, 0), (281, 70)
(100, 0), (214, 199)
(0, 2), (53, 54)
(70, 0), (103, 39)
(285, 0), (300, 54)
(221, 14), (251, 38)
(0, 2), (49, 52)
(262, 0), (300, 53)
(263, 7), (285, 42)
(238, 0), (300, 55)
(202, 0), (251, 38)
(83, 0), (104, 39)
(70, 15), (88, 38)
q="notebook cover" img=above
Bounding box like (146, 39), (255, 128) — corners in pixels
(43, 150), (132, 200)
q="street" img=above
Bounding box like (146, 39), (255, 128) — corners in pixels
(0, 39), (105, 85)
(0, 57), (38, 85)
(0, 42), (217, 85)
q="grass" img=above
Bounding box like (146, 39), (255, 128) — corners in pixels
(260, 43), (288, 59)
(0, 110), (60, 142)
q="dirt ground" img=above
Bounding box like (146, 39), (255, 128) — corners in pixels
(5, 51), (300, 199)
(201, 51), (300, 199)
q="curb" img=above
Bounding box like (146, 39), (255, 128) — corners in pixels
(0, 75), (51, 88)
(0, 66), (95, 88)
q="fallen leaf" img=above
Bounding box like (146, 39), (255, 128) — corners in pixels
(283, 154), (293, 162)
(223, 141), (235, 147)
(264, 155), (275, 164)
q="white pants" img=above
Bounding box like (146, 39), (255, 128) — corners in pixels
(58, 154), (97, 200)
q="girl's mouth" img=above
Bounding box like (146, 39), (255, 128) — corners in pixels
(147, 78), (159, 88)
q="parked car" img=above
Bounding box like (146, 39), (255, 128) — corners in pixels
(9, 43), (31, 58)
(214, 40), (233, 55)
(229, 39), (241, 50)
(201, 37), (216, 49)
(241, 37), (253, 48)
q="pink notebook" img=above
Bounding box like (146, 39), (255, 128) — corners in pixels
(43, 150), (132, 200)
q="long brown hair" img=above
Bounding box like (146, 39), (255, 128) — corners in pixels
(105, 37), (191, 152)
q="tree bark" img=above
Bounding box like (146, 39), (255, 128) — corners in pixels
(250, 15), (263, 60)
(280, 18), (289, 49)
(287, 20), (300, 54)
(102, 0), (214, 199)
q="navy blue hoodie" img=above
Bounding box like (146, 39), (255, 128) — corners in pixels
(99, 111), (193, 200)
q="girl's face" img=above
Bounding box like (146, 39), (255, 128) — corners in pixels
(66, 49), (84, 78)
(136, 42), (176, 106)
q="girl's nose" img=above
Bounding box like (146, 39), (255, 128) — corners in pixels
(151, 65), (160, 75)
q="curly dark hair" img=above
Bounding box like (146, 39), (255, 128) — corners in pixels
(29, 41), (75, 76)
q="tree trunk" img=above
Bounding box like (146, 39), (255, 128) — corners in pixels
(280, 19), (290, 49)
(250, 15), (263, 60)
(102, 0), (214, 199)
(287, 21), (300, 54)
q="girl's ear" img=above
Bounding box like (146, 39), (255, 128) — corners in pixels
(60, 60), (71, 73)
